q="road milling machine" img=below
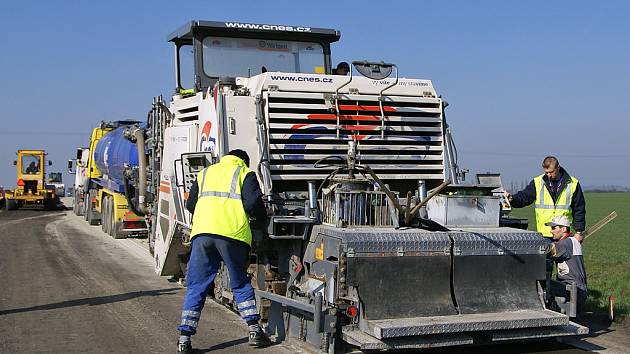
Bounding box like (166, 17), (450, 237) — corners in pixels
(4, 149), (59, 210)
(116, 21), (587, 352)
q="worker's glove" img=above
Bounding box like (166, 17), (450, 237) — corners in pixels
(544, 243), (557, 256)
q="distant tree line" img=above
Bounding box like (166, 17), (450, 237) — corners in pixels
(506, 180), (529, 193)
(505, 182), (629, 193)
(583, 185), (630, 192)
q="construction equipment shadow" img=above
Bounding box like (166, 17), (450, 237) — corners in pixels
(0, 287), (180, 316)
(196, 337), (249, 352)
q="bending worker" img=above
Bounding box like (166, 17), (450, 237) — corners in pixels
(504, 156), (586, 242)
(176, 149), (271, 353)
(547, 215), (587, 316)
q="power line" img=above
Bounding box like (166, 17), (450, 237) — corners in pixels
(463, 151), (630, 158)
(0, 131), (85, 136)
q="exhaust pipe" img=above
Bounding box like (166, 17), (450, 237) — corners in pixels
(124, 126), (149, 215)
(133, 128), (149, 215)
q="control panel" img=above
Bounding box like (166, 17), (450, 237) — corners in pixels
(181, 152), (215, 192)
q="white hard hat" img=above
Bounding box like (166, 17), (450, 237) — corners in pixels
(545, 215), (570, 227)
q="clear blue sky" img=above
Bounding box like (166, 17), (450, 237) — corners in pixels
(1, 1), (628, 189)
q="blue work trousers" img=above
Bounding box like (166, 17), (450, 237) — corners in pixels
(177, 234), (260, 335)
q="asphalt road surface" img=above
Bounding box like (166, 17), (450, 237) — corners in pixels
(0, 209), (292, 353)
(0, 207), (626, 353)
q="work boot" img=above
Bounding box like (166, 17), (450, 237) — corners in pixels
(248, 327), (272, 347)
(176, 340), (193, 354)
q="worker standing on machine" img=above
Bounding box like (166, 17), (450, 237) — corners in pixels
(176, 149), (271, 353)
(547, 215), (588, 316)
(333, 61), (350, 75)
(504, 156), (586, 242)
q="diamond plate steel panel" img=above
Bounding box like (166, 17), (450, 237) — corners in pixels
(491, 322), (589, 341)
(366, 310), (569, 339)
(342, 326), (473, 350)
(450, 228), (547, 256)
(315, 225), (451, 254)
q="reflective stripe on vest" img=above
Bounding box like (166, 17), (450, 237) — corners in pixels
(534, 174), (578, 237)
(198, 166), (242, 200)
(190, 155), (253, 245)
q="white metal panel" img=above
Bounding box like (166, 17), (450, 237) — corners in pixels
(238, 73), (438, 97)
(153, 124), (196, 276)
(224, 95), (260, 164)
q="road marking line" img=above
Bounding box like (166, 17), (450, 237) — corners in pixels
(0, 212), (67, 227)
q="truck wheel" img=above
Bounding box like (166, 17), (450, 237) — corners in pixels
(88, 210), (100, 225)
(83, 194), (89, 221)
(44, 198), (55, 211)
(87, 190), (100, 226)
(112, 200), (125, 239)
(108, 197), (117, 237)
(148, 231), (155, 255)
(76, 191), (84, 216)
(87, 207), (95, 225)
(73, 191), (79, 215)
(6, 199), (18, 210)
(113, 224), (125, 239)
(101, 196), (109, 234)
(108, 196), (114, 235)
(108, 197), (115, 236)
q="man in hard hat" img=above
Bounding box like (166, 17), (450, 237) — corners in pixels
(504, 156), (586, 242)
(547, 215), (588, 316)
(176, 149), (271, 353)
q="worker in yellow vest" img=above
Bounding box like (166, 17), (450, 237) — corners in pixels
(176, 149), (271, 353)
(504, 156), (586, 241)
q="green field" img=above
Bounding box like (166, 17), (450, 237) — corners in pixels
(509, 192), (630, 320)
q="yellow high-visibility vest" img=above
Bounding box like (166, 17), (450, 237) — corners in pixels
(534, 174), (578, 237)
(190, 155), (253, 245)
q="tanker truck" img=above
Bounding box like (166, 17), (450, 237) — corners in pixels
(118, 21), (587, 352)
(76, 121), (148, 238)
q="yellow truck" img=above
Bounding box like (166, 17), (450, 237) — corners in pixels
(4, 149), (59, 210)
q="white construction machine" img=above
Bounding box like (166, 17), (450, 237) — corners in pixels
(118, 21), (587, 352)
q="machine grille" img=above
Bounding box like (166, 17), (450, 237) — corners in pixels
(322, 189), (397, 227)
(265, 92), (445, 182)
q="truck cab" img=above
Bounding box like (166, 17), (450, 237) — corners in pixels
(167, 20), (340, 93)
(47, 172), (65, 197)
